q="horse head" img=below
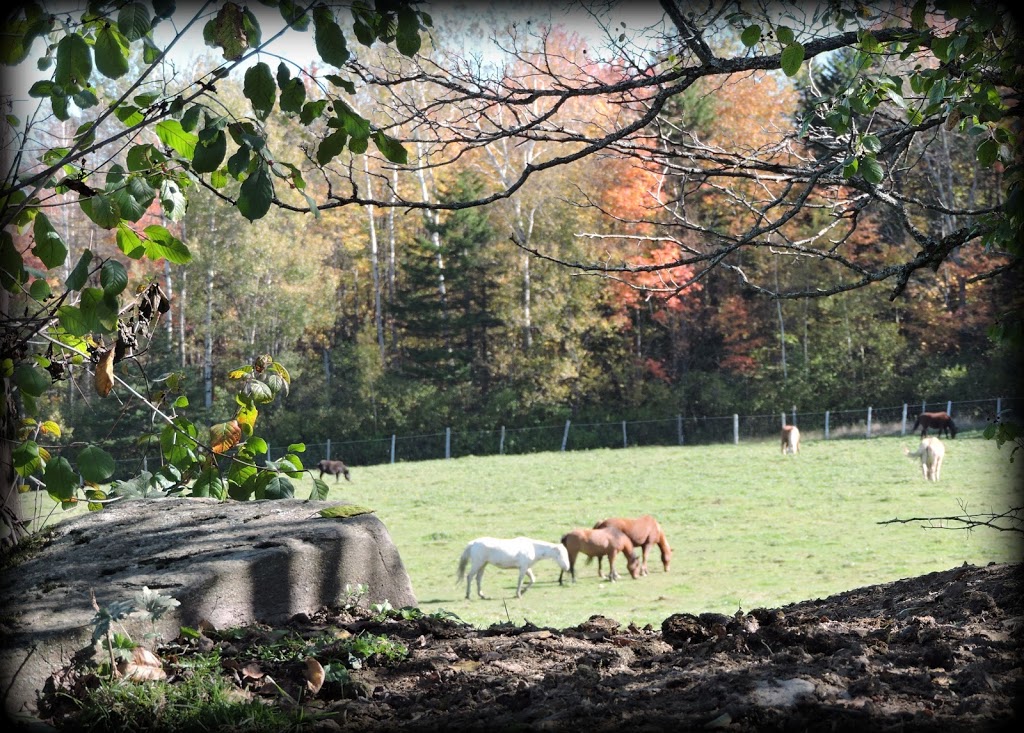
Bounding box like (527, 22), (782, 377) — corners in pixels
(624, 547), (641, 579)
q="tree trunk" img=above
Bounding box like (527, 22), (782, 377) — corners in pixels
(365, 156), (385, 360)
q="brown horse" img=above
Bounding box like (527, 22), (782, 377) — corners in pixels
(559, 527), (640, 583)
(781, 425), (800, 455)
(912, 411), (957, 439)
(317, 459), (351, 481)
(593, 515), (671, 576)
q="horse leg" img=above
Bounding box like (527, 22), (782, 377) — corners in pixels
(474, 565), (487, 599)
(641, 545), (650, 576)
(518, 568), (536, 597)
(607, 552), (619, 581)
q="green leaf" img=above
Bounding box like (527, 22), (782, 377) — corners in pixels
(32, 213), (68, 268)
(54, 33), (92, 88)
(740, 24), (762, 47)
(309, 477), (330, 500)
(279, 76), (306, 114)
(257, 474), (294, 500)
(319, 504), (375, 518)
(313, 6), (350, 66)
(116, 224), (146, 258)
(0, 230), (27, 290)
(317, 129), (348, 164)
(29, 279), (51, 300)
(117, 2), (152, 41)
(111, 174), (156, 222)
(100, 259), (128, 295)
(372, 131), (408, 164)
(977, 138), (999, 167)
(396, 6), (421, 57)
(238, 163), (273, 222)
(94, 25), (130, 79)
(155, 120), (198, 159)
(780, 43), (804, 77)
(160, 179), (188, 222)
(243, 379), (274, 403)
(243, 62), (276, 121)
(203, 2), (254, 60)
(80, 192), (121, 228)
(44, 456), (78, 502)
(65, 249), (94, 290)
(77, 445), (116, 483)
(192, 467), (227, 499)
(142, 225), (192, 264)
(860, 134), (881, 154)
(861, 155), (884, 184)
(192, 128), (227, 173)
(12, 441), (41, 478)
(775, 26), (794, 45)
(15, 364), (49, 397)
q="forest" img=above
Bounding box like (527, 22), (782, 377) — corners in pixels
(1, 1), (1020, 513)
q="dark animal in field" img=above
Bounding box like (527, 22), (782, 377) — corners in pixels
(781, 425), (800, 455)
(559, 526), (640, 583)
(317, 459), (351, 481)
(912, 411), (957, 439)
(593, 515), (672, 576)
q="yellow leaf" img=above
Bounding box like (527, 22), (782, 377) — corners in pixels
(117, 647), (167, 681)
(304, 657), (325, 695)
(210, 420), (242, 454)
(40, 420), (62, 437)
(94, 348), (115, 397)
(318, 505), (375, 519)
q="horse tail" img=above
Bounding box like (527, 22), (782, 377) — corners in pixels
(456, 544), (471, 582)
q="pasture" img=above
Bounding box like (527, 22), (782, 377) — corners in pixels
(22, 432), (1022, 630)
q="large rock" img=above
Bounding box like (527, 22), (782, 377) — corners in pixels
(0, 498), (416, 724)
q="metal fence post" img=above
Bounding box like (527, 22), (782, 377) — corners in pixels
(866, 406), (873, 438)
(500, 425), (505, 455)
(622, 420), (627, 449)
(733, 414), (739, 445)
(947, 399), (953, 415)
(326, 438), (331, 460)
(791, 405), (797, 426)
(561, 420), (571, 451)
(825, 410), (830, 440)
(390, 434), (396, 464)
(445, 427), (451, 459)
(901, 404), (907, 436)
(677, 414), (683, 446)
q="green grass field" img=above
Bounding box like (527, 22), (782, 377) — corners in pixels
(22, 432), (1022, 630)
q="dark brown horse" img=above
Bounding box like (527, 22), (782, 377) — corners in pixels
(559, 526), (640, 583)
(593, 515), (672, 576)
(317, 459), (351, 481)
(912, 411), (957, 439)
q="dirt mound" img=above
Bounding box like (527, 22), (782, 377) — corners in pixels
(37, 562), (1023, 732)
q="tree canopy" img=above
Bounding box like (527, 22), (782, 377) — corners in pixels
(1, 0), (1020, 546)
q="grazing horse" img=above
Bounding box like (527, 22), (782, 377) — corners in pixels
(317, 459), (351, 482)
(456, 536), (570, 599)
(912, 411), (957, 439)
(559, 527), (640, 583)
(593, 515), (672, 576)
(781, 425), (800, 455)
(904, 436), (946, 481)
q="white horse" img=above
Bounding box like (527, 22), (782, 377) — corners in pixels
(781, 425), (800, 455)
(456, 536), (570, 599)
(904, 436), (945, 481)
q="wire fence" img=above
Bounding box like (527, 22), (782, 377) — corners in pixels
(71, 396), (1017, 481)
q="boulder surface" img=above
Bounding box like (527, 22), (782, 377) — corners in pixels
(0, 497), (416, 724)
